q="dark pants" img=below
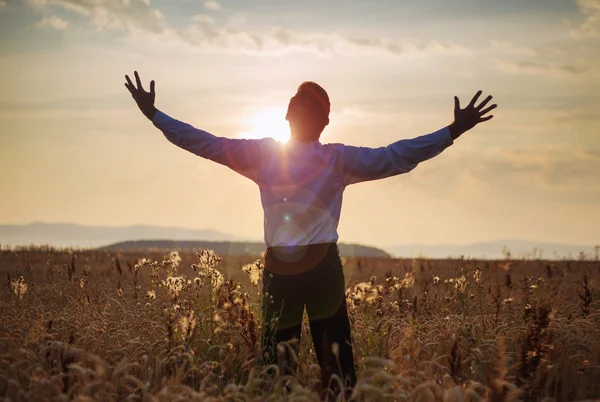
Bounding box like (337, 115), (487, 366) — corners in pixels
(261, 243), (357, 396)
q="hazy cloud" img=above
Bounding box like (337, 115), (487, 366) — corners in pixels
(490, 40), (538, 56)
(191, 14), (214, 25)
(34, 15), (68, 30)
(0, 1), (6, 8)
(574, 0), (600, 37)
(469, 146), (600, 187)
(26, 0), (167, 33)
(203, 1), (221, 11)
(553, 108), (599, 122)
(23, 0), (471, 58)
(179, 23), (471, 57)
(495, 59), (587, 77)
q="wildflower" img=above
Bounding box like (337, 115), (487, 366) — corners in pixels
(194, 277), (203, 287)
(162, 276), (187, 298)
(385, 276), (399, 285)
(433, 276), (440, 285)
(242, 260), (264, 286)
(454, 275), (468, 293)
(503, 297), (513, 304)
(401, 272), (415, 288)
(10, 276), (28, 299)
(178, 310), (197, 341)
(146, 290), (156, 300)
(193, 249), (222, 271)
(473, 267), (481, 284)
(164, 251), (182, 269)
(353, 282), (372, 294)
(193, 250), (224, 290)
(366, 285), (383, 302)
(73, 277), (87, 289)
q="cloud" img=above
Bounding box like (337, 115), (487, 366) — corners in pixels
(0, 1), (6, 8)
(191, 14), (214, 25)
(34, 15), (69, 30)
(495, 59), (587, 77)
(24, 0), (471, 58)
(490, 40), (538, 56)
(26, 0), (167, 34)
(179, 23), (471, 57)
(203, 1), (221, 11)
(469, 146), (600, 187)
(552, 108), (599, 122)
(573, 0), (600, 37)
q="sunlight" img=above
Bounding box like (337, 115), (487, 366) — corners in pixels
(237, 106), (290, 143)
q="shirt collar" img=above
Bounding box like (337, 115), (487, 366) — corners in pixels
(288, 137), (320, 147)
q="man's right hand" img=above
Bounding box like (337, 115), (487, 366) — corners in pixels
(449, 90), (497, 140)
(125, 71), (157, 121)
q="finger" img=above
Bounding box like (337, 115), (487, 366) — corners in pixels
(476, 95), (493, 110)
(124, 83), (134, 95)
(125, 74), (135, 90)
(454, 96), (460, 111)
(479, 104), (497, 116)
(150, 80), (155, 95)
(134, 71), (144, 91)
(468, 90), (482, 108)
(478, 115), (494, 122)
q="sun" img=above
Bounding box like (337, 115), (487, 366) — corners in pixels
(237, 106), (290, 143)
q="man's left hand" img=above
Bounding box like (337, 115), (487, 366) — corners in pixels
(449, 90), (497, 140)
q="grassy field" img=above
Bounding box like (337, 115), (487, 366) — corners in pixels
(1, 248), (599, 401)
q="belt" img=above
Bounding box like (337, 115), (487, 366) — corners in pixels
(264, 242), (339, 276)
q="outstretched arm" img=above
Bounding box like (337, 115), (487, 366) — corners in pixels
(124, 71), (265, 182)
(339, 90), (496, 185)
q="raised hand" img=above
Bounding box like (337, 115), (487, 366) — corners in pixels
(125, 71), (157, 121)
(449, 90), (497, 140)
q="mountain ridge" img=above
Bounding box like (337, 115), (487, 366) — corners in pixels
(0, 222), (596, 259)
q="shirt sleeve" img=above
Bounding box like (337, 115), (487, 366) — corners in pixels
(153, 110), (267, 183)
(338, 126), (454, 185)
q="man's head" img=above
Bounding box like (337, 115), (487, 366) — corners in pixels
(286, 81), (330, 142)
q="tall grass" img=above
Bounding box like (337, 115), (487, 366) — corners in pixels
(1, 249), (598, 401)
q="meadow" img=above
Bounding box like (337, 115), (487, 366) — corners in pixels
(1, 247), (599, 401)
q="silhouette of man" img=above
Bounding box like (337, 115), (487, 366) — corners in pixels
(125, 71), (496, 397)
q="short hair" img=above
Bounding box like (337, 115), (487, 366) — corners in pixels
(295, 81), (330, 122)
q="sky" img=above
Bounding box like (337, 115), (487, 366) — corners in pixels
(1, 0), (599, 247)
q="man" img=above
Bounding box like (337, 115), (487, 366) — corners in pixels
(124, 71), (496, 397)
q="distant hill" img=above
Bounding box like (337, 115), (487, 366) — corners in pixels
(102, 240), (391, 258)
(387, 240), (599, 260)
(2, 223), (595, 260)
